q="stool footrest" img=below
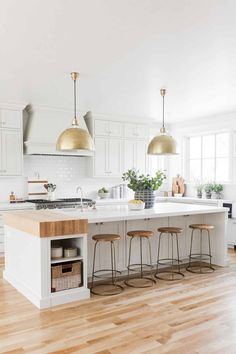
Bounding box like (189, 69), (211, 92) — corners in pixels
(92, 269), (121, 279)
(186, 263), (215, 274)
(127, 263), (153, 272)
(124, 276), (156, 288)
(157, 258), (182, 266)
(155, 270), (184, 281)
(91, 283), (124, 296)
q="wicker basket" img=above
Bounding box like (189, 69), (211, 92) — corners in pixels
(51, 261), (82, 292)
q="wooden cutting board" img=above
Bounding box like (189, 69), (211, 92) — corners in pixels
(172, 175), (185, 196)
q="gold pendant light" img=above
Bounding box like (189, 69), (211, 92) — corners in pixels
(147, 89), (178, 155)
(56, 72), (94, 151)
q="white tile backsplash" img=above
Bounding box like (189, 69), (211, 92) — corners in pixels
(0, 155), (123, 202)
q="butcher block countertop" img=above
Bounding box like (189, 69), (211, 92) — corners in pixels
(3, 210), (88, 237)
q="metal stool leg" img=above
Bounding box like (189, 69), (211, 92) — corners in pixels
(200, 230), (203, 273)
(111, 241), (114, 285)
(156, 232), (162, 272)
(188, 229), (194, 269)
(176, 233), (181, 274)
(125, 235), (156, 288)
(147, 236), (154, 280)
(90, 239), (124, 296)
(91, 240), (98, 288)
(155, 231), (184, 281)
(140, 237), (143, 278)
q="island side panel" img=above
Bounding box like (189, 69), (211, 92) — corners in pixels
(202, 211), (228, 267)
(3, 226), (47, 308)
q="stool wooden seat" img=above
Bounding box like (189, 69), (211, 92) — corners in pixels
(155, 226), (184, 281)
(125, 229), (155, 288)
(90, 233), (123, 296)
(189, 224), (214, 230)
(127, 230), (154, 238)
(187, 224), (215, 274)
(158, 227), (183, 234)
(92, 234), (121, 242)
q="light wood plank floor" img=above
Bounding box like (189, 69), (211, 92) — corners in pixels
(1, 252), (236, 354)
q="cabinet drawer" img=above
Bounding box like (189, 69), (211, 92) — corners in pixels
(95, 120), (122, 137)
(124, 123), (149, 139)
(227, 220), (236, 243)
(0, 109), (21, 129)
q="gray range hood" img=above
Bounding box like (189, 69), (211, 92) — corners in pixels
(23, 106), (93, 156)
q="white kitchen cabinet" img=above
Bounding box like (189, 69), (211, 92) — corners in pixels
(1, 130), (23, 176)
(124, 122), (149, 139)
(0, 109), (21, 129)
(124, 139), (148, 174)
(0, 106), (23, 177)
(94, 137), (122, 177)
(227, 219), (236, 245)
(94, 119), (123, 137)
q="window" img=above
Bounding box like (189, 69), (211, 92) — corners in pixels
(187, 132), (230, 182)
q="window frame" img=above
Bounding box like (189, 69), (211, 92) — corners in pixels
(185, 130), (233, 184)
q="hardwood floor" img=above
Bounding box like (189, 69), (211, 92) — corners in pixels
(1, 252), (236, 354)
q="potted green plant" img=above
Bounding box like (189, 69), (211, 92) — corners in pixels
(122, 169), (166, 208)
(212, 183), (223, 199)
(194, 182), (204, 198)
(98, 187), (109, 199)
(204, 183), (214, 199)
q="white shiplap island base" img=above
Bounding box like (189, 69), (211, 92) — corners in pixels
(3, 203), (228, 309)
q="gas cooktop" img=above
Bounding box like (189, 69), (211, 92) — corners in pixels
(26, 198), (93, 210)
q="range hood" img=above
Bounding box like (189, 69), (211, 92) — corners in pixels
(23, 106), (93, 156)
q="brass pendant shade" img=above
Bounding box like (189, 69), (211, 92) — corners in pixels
(56, 72), (94, 151)
(147, 89), (178, 155)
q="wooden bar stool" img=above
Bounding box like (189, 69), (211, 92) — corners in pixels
(90, 234), (124, 296)
(186, 224), (215, 274)
(155, 227), (184, 281)
(125, 230), (156, 288)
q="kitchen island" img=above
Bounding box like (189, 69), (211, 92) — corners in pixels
(3, 203), (228, 309)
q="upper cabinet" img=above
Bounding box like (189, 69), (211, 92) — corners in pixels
(85, 114), (158, 178)
(94, 137), (122, 177)
(94, 120), (123, 137)
(0, 110), (21, 129)
(0, 107), (24, 176)
(124, 123), (149, 139)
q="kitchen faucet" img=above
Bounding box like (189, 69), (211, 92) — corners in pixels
(76, 186), (83, 211)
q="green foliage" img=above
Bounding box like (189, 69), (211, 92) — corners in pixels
(98, 187), (109, 193)
(204, 183), (214, 193)
(122, 169), (166, 192)
(212, 183), (224, 193)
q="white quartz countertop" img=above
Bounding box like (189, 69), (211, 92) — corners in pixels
(57, 202), (228, 223)
(0, 202), (35, 211)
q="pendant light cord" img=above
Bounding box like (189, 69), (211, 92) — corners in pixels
(74, 79), (77, 119)
(162, 94), (165, 128)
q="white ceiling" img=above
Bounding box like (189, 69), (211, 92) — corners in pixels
(1, 0), (236, 123)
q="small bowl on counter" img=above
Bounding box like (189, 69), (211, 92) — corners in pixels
(51, 246), (63, 259)
(64, 247), (77, 258)
(128, 199), (145, 210)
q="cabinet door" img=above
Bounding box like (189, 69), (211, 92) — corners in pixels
(108, 139), (122, 177)
(94, 137), (108, 177)
(124, 140), (136, 171)
(94, 120), (122, 137)
(1, 130), (22, 176)
(136, 140), (148, 174)
(109, 121), (123, 137)
(148, 155), (166, 176)
(136, 124), (149, 139)
(94, 120), (109, 136)
(227, 220), (236, 244)
(124, 123), (136, 138)
(0, 110), (21, 129)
